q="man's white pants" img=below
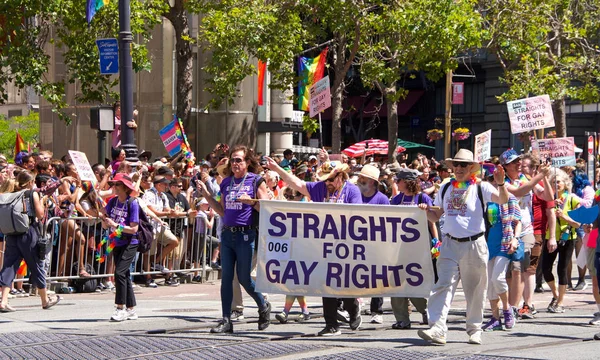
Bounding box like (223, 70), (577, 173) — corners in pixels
(427, 235), (488, 336)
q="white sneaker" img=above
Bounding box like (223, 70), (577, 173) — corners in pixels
(126, 308), (138, 320)
(590, 312), (600, 325)
(161, 267), (170, 274)
(417, 328), (446, 345)
(110, 308), (128, 322)
(468, 331), (482, 345)
(370, 314), (383, 324)
(104, 281), (115, 291)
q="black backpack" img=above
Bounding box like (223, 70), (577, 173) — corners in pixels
(126, 197), (154, 253)
(71, 262), (98, 293)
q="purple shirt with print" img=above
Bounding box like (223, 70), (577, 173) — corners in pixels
(362, 191), (390, 205)
(305, 181), (362, 204)
(391, 192), (433, 206)
(220, 172), (260, 226)
(105, 197), (140, 247)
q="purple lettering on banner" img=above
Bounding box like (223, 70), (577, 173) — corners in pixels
(321, 214), (340, 239)
(287, 212), (302, 238)
(386, 217), (402, 243)
(343, 263), (351, 288)
(371, 264), (389, 288)
(401, 218), (420, 242)
(300, 261), (318, 285)
(353, 244), (366, 260)
(303, 213), (320, 239)
(282, 261), (300, 285)
(266, 259), (280, 283)
(326, 263), (343, 287)
(369, 216), (386, 241)
(388, 265), (404, 286)
(340, 215), (347, 239)
(268, 213), (286, 236)
(335, 243), (349, 259)
(406, 263), (424, 286)
(323, 242), (334, 258)
(348, 215), (367, 240)
(352, 264), (370, 288)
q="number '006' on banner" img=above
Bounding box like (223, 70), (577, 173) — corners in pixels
(265, 238), (291, 261)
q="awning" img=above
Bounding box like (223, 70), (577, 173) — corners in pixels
(397, 139), (435, 150)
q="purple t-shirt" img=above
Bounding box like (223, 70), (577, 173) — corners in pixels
(391, 192), (433, 206)
(362, 191), (390, 205)
(220, 173), (260, 226)
(105, 196), (140, 247)
(305, 181), (362, 204)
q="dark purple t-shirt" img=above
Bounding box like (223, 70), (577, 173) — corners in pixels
(220, 173), (260, 226)
(305, 181), (362, 204)
(391, 192), (433, 206)
(105, 196), (140, 247)
(362, 191), (390, 205)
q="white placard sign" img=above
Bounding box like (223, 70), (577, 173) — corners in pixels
(531, 137), (576, 167)
(256, 200), (434, 298)
(309, 76), (331, 118)
(507, 94), (555, 134)
(474, 130), (492, 162)
(68, 150), (96, 183)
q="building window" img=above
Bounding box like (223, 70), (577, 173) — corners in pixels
(7, 109), (22, 118)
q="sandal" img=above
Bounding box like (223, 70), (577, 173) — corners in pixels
(42, 295), (61, 310)
(79, 270), (91, 278)
(0, 304), (16, 313)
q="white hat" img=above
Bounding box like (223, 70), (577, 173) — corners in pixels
(358, 164), (380, 182)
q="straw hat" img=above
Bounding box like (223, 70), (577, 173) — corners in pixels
(357, 164), (380, 183)
(317, 161), (350, 181)
(445, 149), (480, 172)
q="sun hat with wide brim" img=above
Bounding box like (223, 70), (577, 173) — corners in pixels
(108, 173), (136, 192)
(317, 161), (350, 181)
(445, 149), (481, 172)
(138, 150), (152, 160)
(357, 164), (380, 183)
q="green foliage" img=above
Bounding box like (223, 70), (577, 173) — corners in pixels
(302, 115), (319, 137)
(0, 0), (165, 125)
(0, 112), (39, 160)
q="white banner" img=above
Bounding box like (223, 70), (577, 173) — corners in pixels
(309, 76), (331, 118)
(68, 150), (96, 183)
(507, 94), (555, 134)
(256, 201), (434, 298)
(474, 130), (492, 163)
(531, 137), (576, 167)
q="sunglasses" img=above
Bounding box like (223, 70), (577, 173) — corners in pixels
(231, 157), (245, 164)
(284, 193), (300, 200)
(452, 162), (470, 168)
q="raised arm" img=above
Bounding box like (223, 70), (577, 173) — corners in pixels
(264, 156), (309, 197)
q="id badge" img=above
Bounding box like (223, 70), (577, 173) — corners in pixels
(243, 234), (249, 242)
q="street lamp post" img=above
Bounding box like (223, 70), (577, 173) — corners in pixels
(118, 0), (138, 162)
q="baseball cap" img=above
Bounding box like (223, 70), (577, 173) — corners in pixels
(499, 149), (521, 165)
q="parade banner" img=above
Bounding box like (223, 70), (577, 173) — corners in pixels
(474, 130), (492, 163)
(68, 150), (96, 183)
(507, 94), (555, 134)
(256, 201), (434, 298)
(532, 137), (576, 167)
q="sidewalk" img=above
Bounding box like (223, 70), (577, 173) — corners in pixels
(1, 278), (599, 359)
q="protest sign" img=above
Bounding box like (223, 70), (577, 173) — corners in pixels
(68, 150), (96, 183)
(159, 120), (183, 156)
(507, 95), (555, 134)
(309, 76), (331, 118)
(256, 201), (434, 298)
(532, 137), (576, 167)
(474, 130), (492, 162)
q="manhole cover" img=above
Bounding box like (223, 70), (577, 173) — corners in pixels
(154, 308), (216, 313)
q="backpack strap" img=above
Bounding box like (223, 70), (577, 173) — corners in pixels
(440, 182), (452, 204)
(477, 183), (485, 218)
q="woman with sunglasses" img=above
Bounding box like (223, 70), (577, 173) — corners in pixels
(99, 173), (141, 322)
(197, 145), (271, 334)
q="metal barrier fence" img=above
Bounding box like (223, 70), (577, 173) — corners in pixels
(4, 214), (220, 288)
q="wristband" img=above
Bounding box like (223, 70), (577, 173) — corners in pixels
(497, 183), (505, 187)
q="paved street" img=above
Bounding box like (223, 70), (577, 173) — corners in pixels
(1, 276), (599, 360)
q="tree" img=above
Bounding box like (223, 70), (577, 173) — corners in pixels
(0, 1), (164, 124)
(359, 0), (482, 161)
(481, 0), (600, 137)
(0, 112), (39, 159)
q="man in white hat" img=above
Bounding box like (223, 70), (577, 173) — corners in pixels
(265, 157), (362, 336)
(417, 149), (509, 345)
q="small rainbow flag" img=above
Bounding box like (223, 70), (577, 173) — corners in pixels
(14, 131), (26, 156)
(86, 0), (110, 24)
(297, 48), (328, 111)
(595, 188), (600, 203)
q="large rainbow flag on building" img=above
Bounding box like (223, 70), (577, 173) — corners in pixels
(86, 0), (110, 24)
(297, 48), (328, 111)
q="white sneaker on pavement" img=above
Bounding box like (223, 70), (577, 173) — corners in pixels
(126, 308), (138, 320)
(417, 328), (446, 345)
(370, 314), (383, 324)
(589, 312), (600, 326)
(110, 308), (128, 322)
(468, 331), (482, 345)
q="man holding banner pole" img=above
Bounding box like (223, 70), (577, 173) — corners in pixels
(264, 156), (363, 336)
(417, 149), (509, 345)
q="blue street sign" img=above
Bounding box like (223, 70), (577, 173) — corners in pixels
(96, 38), (119, 75)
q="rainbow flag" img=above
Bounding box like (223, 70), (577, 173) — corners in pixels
(595, 188), (600, 203)
(15, 131), (26, 156)
(159, 118), (183, 156)
(86, 0), (110, 24)
(297, 47), (328, 111)
(257, 60), (267, 106)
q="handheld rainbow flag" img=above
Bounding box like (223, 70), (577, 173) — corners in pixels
(14, 131), (26, 156)
(86, 0), (110, 24)
(297, 48), (328, 111)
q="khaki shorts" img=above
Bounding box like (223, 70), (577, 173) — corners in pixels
(149, 227), (178, 255)
(586, 246), (597, 274)
(509, 233), (536, 273)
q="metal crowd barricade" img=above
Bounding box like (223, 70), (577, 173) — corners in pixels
(7, 213), (220, 287)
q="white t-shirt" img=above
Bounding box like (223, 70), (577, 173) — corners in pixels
(434, 181), (497, 238)
(142, 187), (169, 233)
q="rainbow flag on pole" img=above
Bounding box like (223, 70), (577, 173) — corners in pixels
(86, 0), (110, 24)
(297, 47), (328, 111)
(15, 131), (26, 156)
